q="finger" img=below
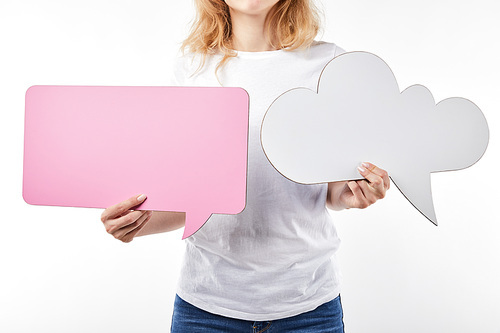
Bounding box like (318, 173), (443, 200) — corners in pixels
(121, 212), (154, 243)
(112, 211), (150, 241)
(357, 180), (380, 204)
(101, 194), (147, 222)
(347, 181), (370, 209)
(112, 211), (152, 241)
(357, 163), (385, 191)
(361, 162), (390, 190)
(105, 210), (145, 234)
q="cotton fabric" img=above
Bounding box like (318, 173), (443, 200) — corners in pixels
(173, 42), (346, 321)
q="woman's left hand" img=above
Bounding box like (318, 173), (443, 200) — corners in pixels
(328, 162), (390, 210)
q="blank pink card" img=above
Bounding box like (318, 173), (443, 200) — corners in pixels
(23, 86), (249, 239)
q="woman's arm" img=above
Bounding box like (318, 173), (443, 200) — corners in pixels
(100, 194), (185, 243)
(326, 162), (390, 211)
(135, 211), (185, 237)
(326, 181), (349, 211)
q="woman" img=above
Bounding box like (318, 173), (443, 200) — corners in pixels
(100, 0), (390, 331)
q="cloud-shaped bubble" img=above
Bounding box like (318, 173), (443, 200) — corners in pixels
(261, 52), (489, 224)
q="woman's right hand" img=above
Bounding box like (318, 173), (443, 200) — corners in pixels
(100, 194), (153, 243)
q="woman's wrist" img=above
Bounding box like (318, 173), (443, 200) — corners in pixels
(326, 181), (348, 211)
(136, 211), (186, 237)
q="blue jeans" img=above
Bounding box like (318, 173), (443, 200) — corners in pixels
(171, 294), (345, 333)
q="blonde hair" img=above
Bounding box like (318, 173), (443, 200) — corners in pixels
(181, 0), (322, 74)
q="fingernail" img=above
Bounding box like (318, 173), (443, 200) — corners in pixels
(361, 162), (371, 169)
(357, 165), (366, 173)
(148, 211), (153, 216)
(137, 194), (146, 202)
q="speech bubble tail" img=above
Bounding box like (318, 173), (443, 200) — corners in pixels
(390, 174), (438, 226)
(182, 211), (213, 240)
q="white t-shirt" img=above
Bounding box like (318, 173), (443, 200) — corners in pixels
(173, 41), (346, 321)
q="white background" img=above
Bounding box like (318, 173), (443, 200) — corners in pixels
(1, 0), (499, 332)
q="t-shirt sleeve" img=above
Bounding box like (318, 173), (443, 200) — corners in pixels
(169, 72), (179, 86)
(169, 52), (189, 86)
(168, 73), (179, 86)
(334, 44), (347, 57)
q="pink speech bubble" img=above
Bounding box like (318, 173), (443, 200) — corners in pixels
(23, 86), (249, 239)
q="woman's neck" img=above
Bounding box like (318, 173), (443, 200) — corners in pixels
(229, 10), (277, 52)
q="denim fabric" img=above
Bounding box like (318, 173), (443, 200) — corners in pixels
(171, 294), (345, 333)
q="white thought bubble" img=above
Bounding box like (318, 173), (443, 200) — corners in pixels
(261, 52), (489, 224)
